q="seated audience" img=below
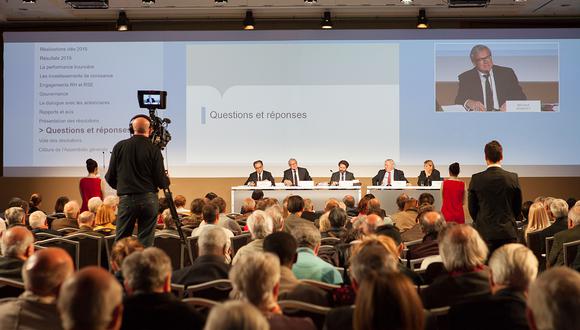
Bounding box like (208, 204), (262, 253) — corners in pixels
(191, 204), (233, 263)
(547, 205), (580, 267)
(421, 224), (490, 309)
(301, 198), (318, 222)
(537, 198), (569, 244)
(367, 198), (387, 219)
(5, 206), (26, 227)
(57, 266), (123, 330)
(157, 209), (178, 235)
(406, 210), (446, 260)
(172, 226), (230, 286)
(566, 197), (577, 211)
(182, 198), (205, 227)
(51, 201), (80, 231)
(121, 248), (204, 329)
(527, 267), (580, 330)
(343, 195), (358, 217)
(284, 195), (315, 233)
(0, 226), (34, 281)
(28, 193), (43, 214)
(360, 214), (383, 238)
(524, 201), (551, 242)
(229, 253), (316, 330)
(251, 189), (265, 201)
(236, 197), (256, 221)
(204, 192), (218, 202)
(94, 204), (117, 234)
(29, 210), (62, 237)
(87, 196), (103, 215)
(0, 247), (74, 330)
(291, 223), (343, 284)
(109, 237), (144, 291)
(174, 195), (190, 215)
(266, 205), (285, 232)
(233, 210), (273, 264)
(375, 224), (423, 285)
(401, 204), (433, 243)
(211, 197), (242, 235)
(46, 196), (69, 228)
(321, 207), (348, 240)
(391, 198), (419, 232)
(204, 301), (269, 330)
(418, 192), (435, 207)
(73, 211), (104, 237)
(449, 243), (538, 330)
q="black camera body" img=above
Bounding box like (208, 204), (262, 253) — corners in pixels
(136, 90), (171, 150)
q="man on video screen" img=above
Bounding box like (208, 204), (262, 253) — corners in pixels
(455, 44), (526, 112)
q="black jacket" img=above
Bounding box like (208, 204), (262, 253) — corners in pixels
(282, 167), (312, 185)
(455, 65), (527, 107)
(171, 255), (230, 287)
(372, 169), (408, 185)
(244, 170), (275, 186)
(330, 171), (355, 184)
(417, 169), (442, 186)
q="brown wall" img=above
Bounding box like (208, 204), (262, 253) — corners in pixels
(2, 176), (578, 214)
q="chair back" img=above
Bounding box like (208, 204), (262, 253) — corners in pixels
(318, 245), (340, 267)
(182, 236), (199, 267)
(427, 306), (451, 330)
(34, 232), (61, 241)
(545, 236), (555, 269)
(185, 279), (233, 302)
(230, 233), (252, 257)
(103, 235), (116, 271)
(35, 237), (80, 270)
(320, 237), (341, 246)
(182, 298), (220, 318)
(153, 233), (183, 270)
(57, 227), (80, 235)
(66, 233), (104, 269)
(300, 279), (340, 292)
(563, 239), (580, 267)
(278, 300), (331, 330)
(0, 277), (25, 298)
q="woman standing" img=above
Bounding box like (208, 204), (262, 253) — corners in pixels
(441, 162), (465, 224)
(417, 160), (442, 186)
(79, 158), (104, 212)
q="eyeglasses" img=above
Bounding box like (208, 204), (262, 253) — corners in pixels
(475, 55), (492, 63)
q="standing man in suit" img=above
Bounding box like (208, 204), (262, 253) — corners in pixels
(244, 160), (275, 186)
(455, 44), (526, 112)
(330, 160), (355, 185)
(468, 140), (522, 254)
(282, 158), (312, 186)
(372, 159), (408, 186)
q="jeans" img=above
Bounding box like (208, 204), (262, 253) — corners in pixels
(116, 192), (159, 247)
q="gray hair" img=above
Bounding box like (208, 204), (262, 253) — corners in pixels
(198, 226), (228, 256)
(5, 207), (25, 226)
(489, 243), (538, 291)
(550, 199), (569, 219)
(63, 201), (80, 219)
(87, 197), (103, 214)
(161, 208), (175, 229)
(247, 210), (273, 239)
(419, 211), (446, 235)
(204, 300), (269, 330)
(350, 238), (399, 283)
(288, 158), (297, 165)
(470, 44), (491, 61)
(1, 226), (34, 258)
(439, 225), (488, 271)
(103, 195), (119, 208)
(122, 247), (172, 293)
(291, 223), (321, 250)
(569, 205), (580, 226)
(229, 252), (280, 311)
(29, 211), (47, 229)
(527, 267), (580, 330)
(78, 211), (95, 226)
(265, 205), (284, 232)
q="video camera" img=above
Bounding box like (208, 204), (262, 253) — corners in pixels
(137, 90), (171, 150)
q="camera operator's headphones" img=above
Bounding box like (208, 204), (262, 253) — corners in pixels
(129, 114), (152, 136)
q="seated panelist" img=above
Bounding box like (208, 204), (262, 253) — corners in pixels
(371, 159), (408, 186)
(244, 160), (275, 186)
(330, 160), (355, 186)
(282, 158), (312, 186)
(417, 160), (441, 186)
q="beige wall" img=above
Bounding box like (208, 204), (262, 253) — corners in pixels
(2, 176), (578, 214)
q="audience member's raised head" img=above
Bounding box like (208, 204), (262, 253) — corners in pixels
(202, 204), (219, 224)
(58, 266), (123, 330)
(362, 214), (382, 236)
(29, 193), (42, 210)
(110, 237), (143, 273)
(484, 140), (503, 164)
(350, 235), (399, 287)
(328, 207), (347, 229)
(88, 197), (103, 214)
(229, 252), (280, 311)
(54, 196), (70, 214)
(324, 198), (341, 213)
(488, 243), (537, 293)
(95, 204), (115, 227)
(376, 224), (403, 247)
(190, 198), (205, 216)
(161, 209), (176, 230)
(8, 197), (29, 215)
(198, 226), (228, 257)
(418, 193), (435, 206)
(526, 202), (550, 238)
(263, 231), (297, 268)
(343, 195), (355, 209)
(122, 247), (172, 294)
(357, 195), (372, 215)
(303, 198), (314, 212)
(210, 197), (227, 214)
(23, 247), (74, 297)
(247, 210), (273, 239)
(5, 206), (26, 226)
(103, 195), (119, 210)
(265, 205), (284, 232)
(78, 211), (95, 228)
(251, 189), (264, 201)
(291, 223), (321, 251)
(204, 192), (218, 202)
(173, 195), (186, 209)
(204, 300), (269, 330)
(403, 198), (418, 211)
(241, 197), (256, 214)
(527, 267), (580, 330)
(287, 195), (305, 214)
(449, 162), (460, 177)
(550, 199), (569, 220)
(1, 226), (34, 260)
(64, 200), (80, 220)
(439, 224), (488, 272)
(568, 205), (580, 228)
(395, 193), (409, 211)
(354, 272), (424, 330)
(419, 210), (446, 235)
(29, 210), (48, 229)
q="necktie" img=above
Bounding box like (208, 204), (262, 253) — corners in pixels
(484, 74), (494, 111)
(387, 171), (392, 186)
(258, 173), (262, 181)
(341, 173), (345, 181)
(293, 170), (298, 186)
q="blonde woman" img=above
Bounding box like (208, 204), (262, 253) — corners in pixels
(524, 202), (551, 242)
(94, 204), (117, 233)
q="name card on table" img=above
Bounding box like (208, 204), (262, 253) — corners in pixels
(299, 181), (314, 188)
(506, 100), (541, 112)
(256, 180), (272, 188)
(391, 181), (407, 188)
(339, 180), (354, 187)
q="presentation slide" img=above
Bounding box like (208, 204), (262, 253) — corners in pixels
(3, 30), (580, 178)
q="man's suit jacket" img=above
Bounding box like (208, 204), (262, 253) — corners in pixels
(282, 167), (312, 185)
(244, 170), (275, 186)
(454, 65), (527, 108)
(0, 292), (64, 330)
(284, 214), (316, 234)
(468, 166), (522, 242)
(371, 169), (408, 186)
(547, 225), (580, 267)
(50, 217), (79, 231)
(330, 171), (355, 184)
(171, 255), (230, 287)
(421, 268), (491, 309)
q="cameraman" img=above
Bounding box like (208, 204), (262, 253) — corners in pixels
(105, 115), (169, 247)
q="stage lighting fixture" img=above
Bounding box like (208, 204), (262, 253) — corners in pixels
(215, 0), (227, 5)
(142, 0), (155, 5)
(400, 0), (413, 5)
(321, 11), (333, 29)
(22, 0), (36, 3)
(417, 9), (429, 29)
(305, 0), (317, 4)
(116, 11), (130, 31)
(243, 10), (255, 30)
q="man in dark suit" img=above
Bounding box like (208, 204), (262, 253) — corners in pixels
(51, 200), (80, 231)
(455, 44), (526, 112)
(244, 159), (275, 186)
(406, 210), (445, 261)
(329, 160), (355, 185)
(0, 227), (34, 281)
(372, 159), (408, 186)
(283, 196), (315, 234)
(468, 140), (522, 254)
(282, 158), (312, 186)
(535, 199), (569, 254)
(547, 205), (580, 267)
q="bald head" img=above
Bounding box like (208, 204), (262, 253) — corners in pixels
(23, 247), (74, 297)
(362, 214), (383, 235)
(1, 226), (34, 259)
(419, 211), (446, 235)
(58, 266), (123, 330)
(132, 116), (150, 136)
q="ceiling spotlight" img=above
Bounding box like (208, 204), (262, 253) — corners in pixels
(142, 0), (155, 5)
(321, 11), (333, 29)
(400, 0), (413, 4)
(116, 11), (130, 31)
(417, 9), (429, 29)
(304, 0), (317, 4)
(514, 0), (527, 2)
(215, 0), (227, 5)
(22, 0), (36, 3)
(243, 10), (255, 30)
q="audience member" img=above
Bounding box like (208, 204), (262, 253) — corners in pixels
(300, 198), (317, 222)
(527, 267), (580, 330)
(284, 195), (315, 233)
(51, 201), (80, 231)
(211, 197), (242, 235)
(174, 195), (189, 215)
(233, 210), (273, 264)
(0, 226), (34, 281)
(0, 247), (74, 330)
(524, 201), (551, 242)
(360, 214), (383, 237)
(421, 224), (490, 309)
(121, 248), (204, 329)
(251, 189), (264, 201)
(229, 253), (316, 330)
(374, 226), (423, 285)
(156, 209), (178, 235)
(182, 198), (205, 227)
(47, 196), (69, 228)
(237, 197), (256, 221)
(204, 192), (218, 202)
(406, 210), (446, 260)
(58, 266), (123, 330)
(391, 198), (419, 232)
(28, 193), (43, 214)
(547, 205), (580, 267)
(518, 200), (533, 228)
(29, 210), (62, 237)
(418, 192), (435, 206)
(291, 223), (343, 284)
(204, 301), (268, 330)
(449, 243), (538, 330)
(172, 226), (230, 286)
(109, 237), (144, 290)
(537, 198), (569, 242)
(190, 204), (233, 262)
(266, 205), (285, 232)
(321, 207), (348, 240)
(7, 198), (30, 218)
(343, 195), (358, 217)
(401, 204), (432, 243)
(94, 204), (117, 234)
(565, 197), (577, 212)
(74, 211), (104, 236)
(87, 197), (103, 215)
(5, 206), (26, 227)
